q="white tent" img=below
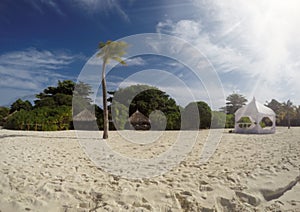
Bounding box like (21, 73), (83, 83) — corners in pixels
(235, 97), (276, 134)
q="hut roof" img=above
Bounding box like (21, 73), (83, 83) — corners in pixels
(73, 109), (97, 121)
(129, 110), (150, 125)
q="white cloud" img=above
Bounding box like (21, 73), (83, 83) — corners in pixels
(157, 0), (300, 105)
(88, 55), (146, 67)
(0, 48), (74, 70)
(125, 57), (147, 66)
(0, 48), (78, 105)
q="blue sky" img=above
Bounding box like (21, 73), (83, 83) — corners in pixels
(1, 0), (300, 109)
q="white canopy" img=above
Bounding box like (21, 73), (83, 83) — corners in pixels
(235, 97), (276, 134)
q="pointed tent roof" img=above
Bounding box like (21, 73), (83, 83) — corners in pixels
(234, 97), (276, 134)
(235, 97), (275, 118)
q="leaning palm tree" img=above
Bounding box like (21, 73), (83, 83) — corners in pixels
(97, 40), (128, 139)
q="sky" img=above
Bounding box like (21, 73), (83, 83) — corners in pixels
(1, 0), (300, 109)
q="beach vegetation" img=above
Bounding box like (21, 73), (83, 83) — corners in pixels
(266, 99), (299, 127)
(211, 111), (226, 128)
(182, 101), (212, 129)
(0, 107), (9, 125)
(10, 99), (33, 113)
(3, 80), (93, 131)
(225, 114), (235, 128)
(110, 84), (181, 130)
(221, 93), (247, 114)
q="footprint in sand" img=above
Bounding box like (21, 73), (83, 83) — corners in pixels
(199, 180), (213, 192)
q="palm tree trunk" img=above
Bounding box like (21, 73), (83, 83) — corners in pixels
(102, 61), (109, 139)
(288, 112), (291, 129)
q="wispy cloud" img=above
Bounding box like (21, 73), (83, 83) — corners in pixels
(88, 56), (146, 67)
(71, 0), (130, 21)
(27, 0), (65, 16)
(157, 0), (300, 105)
(25, 0), (130, 21)
(0, 48), (79, 105)
(0, 48), (74, 70)
(125, 57), (147, 66)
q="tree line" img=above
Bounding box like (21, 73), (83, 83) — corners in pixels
(0, 81), (299, 131)
(0, 80), (213, 131)
(219, 93), (300, 127)
(1, 80), (99, 131)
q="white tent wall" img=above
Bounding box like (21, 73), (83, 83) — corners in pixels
(234, 97), (276, 134)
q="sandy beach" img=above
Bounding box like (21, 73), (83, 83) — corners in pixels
(0, 127), (300, 211)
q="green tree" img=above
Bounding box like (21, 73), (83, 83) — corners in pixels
(225, 114), (235, 128)
(265, 99), (282, 114)
(4, 80), (93, 131)
(222, 93), (247, 114)
(73, 81), (94, 115)
(110, 101), (128, 130)
(0, 107), (9, 125)
(182, 101), (212, 129)
(4, 106), (72, 131)
(35, 80), (75, 108)
(111, 85), (181, 130)
(265, 99), (283, 125)
(10, 99), (32, 113)
(266, 99), (299, 127)
(211, 111), (226, 128)
(149, 110), (167, 130)
(97, 40), (128, 139)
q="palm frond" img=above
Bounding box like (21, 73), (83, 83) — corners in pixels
(112, 56), (127, 65)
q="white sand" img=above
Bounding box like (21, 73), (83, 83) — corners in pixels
(0, 127), (300, 211)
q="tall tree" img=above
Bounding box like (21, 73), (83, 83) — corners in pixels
(73, 81), (94, 115)
(10, 99), (32, 113)
(97, 40), (128, 139)
(35, 80), (75, 108)
(182, 101), (212, 129)
(110, 84), (181, 130)
(222, 93), (247, 114)
(266, 99), (284, 125)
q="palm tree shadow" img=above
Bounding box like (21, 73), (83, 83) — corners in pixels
(0, 134), (29, 139)
(0, 133), (101, 140)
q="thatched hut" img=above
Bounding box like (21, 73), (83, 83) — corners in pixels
(73, 109), (97, 130)
(129, 110), (151, 130)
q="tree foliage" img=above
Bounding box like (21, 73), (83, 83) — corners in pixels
(211, 111), (226, 128)
(73, 81), (94, 115)
(111, 84), (181, 130)
(10, 99), (32, 113)
(4, 80), (93, 131)
(0, 107), (9, 125)
(265, 99), (299, 126)
(182, 101), (212, 129)
(222, 93), (247, 114)
(35, 80), (75, 108)
(4, 106), (72, 131)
